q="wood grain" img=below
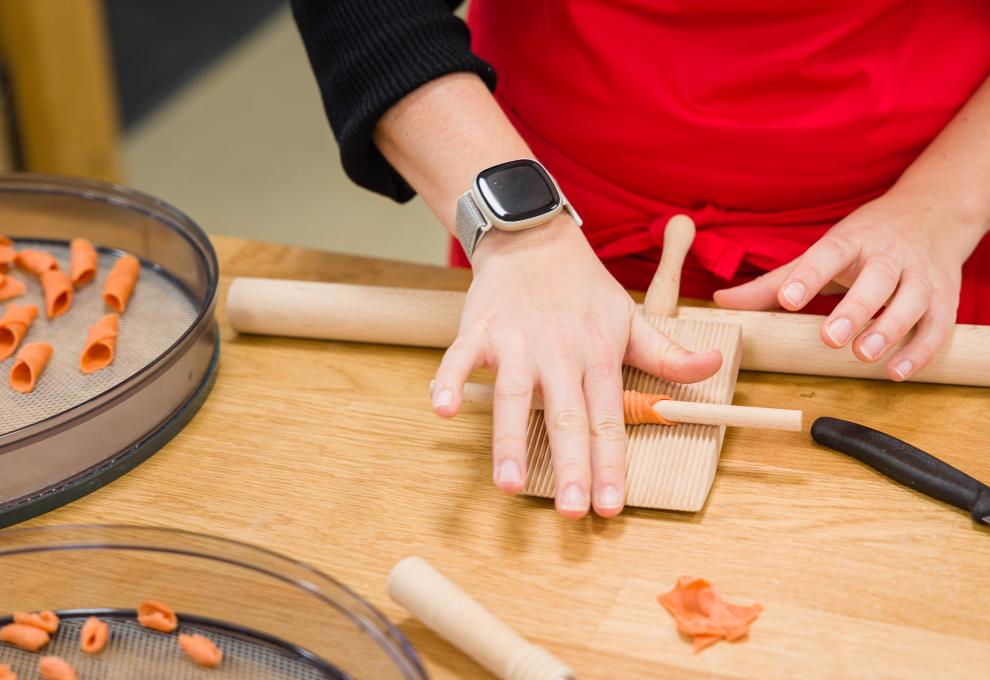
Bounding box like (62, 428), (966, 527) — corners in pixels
(17, 235), (990, 679)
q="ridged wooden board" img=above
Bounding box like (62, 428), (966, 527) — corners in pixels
(523, 316), (743, 511)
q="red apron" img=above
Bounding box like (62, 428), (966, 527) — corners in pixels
(455, 0), (990, 323)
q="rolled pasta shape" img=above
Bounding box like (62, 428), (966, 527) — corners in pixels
(137, 599), (178, 633)
(0, 303), (36, 361)
(0, 662), (16, 680)
(80, 313), (119, 373)
(10, 342), (53, 393)
(0, 274), (25, 302)
(38, 656), (77, 680)
(13, 610), (59, 634)
(70, 238), (98, 286)
(179, 633), (223, 668)
(15, 249), (59, 277)
(0, 622), (50, 651)
(0, 243), (14, 273)
(103, 254), (140, 313)
(41, 269), (73, 319)
(623, 390), (674, 425)
(79, 616), (108, 654)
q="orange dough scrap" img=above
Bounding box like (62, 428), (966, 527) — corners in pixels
(0, 273), (25, 302)
(658, 576), (763, 653)
(623, 390), (674, 425)
(13, 610), (59, 634)
(70, 238), (98, 287)
(0, 662), (16, 680)
(103, 254), (140, 313)
(179, 633), (223, 668)
(0, 303), (38, 361)
(38, 656), (76, 680)
(41, 269), (73, 319)
(80, 313), (119, 373)
(0, 622), (50, 651)
(15, 249), (59, 277)
(0, 244), (14, 273)
(137, 599), (178, 633)
(10, 342), (53, 393)
(80, 616), (108, 654)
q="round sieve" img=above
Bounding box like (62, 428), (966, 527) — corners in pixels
(0, 174), (219, 527)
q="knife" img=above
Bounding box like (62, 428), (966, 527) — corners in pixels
(810, 417), (990, 525)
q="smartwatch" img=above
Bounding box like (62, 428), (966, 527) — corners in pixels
(455, 159), (582, 260)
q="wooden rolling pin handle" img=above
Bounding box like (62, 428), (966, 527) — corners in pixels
(388, 557), (574, 680)
(644, 214), (695, 317)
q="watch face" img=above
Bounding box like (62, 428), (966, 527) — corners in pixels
(476, 160), (560, 223)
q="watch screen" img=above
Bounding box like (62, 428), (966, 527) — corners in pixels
(477, 160), (560, 222)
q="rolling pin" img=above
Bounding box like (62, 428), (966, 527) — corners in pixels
(388, 557), (573, 680)
(461, 382), (803, 431)
(227, 279), (990, 387)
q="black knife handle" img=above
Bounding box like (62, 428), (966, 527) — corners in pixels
(811, 417), (990, 525)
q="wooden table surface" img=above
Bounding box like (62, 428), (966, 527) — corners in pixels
(24, 235), (990, 679)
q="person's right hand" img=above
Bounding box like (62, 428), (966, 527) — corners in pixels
(429, 215), (722, 519)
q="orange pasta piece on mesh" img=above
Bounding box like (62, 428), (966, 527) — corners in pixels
(0, 662), (16, 680)
(622, 390), (674, 425)
(0, 303), (38, 361)
(15, 249), (59, 277)
(69, 238), (98, 286)
(0, 274), (25, 302)
(0, 244), (14, 273)
(10, 342), (53, 393)
(13, 610), (59, 634)
(658, 576), (763, 653)
(41, 269), (73, 319)
(103, 254), (140, 313)
(79, 616), (108, 654)
(179, 633), (223, 668)
(38, 656), (76, 680)
(80, 313), (119, 374)
(137, 600), (178, 633)
(0, 623), (50, 651)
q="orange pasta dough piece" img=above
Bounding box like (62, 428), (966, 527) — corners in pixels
(15, 249), (59, 277)
(0, 662), (16, 680)
(38, 656), (76, 680)
(13, 610), (59, 634)
(10, 342), (53, 393)
(137, 599), (177, 633)
(658, 576), (763, 653)
(80, 313), (119, 373)
(0, 244), (14, 273)
(69, 238), (98, 286)
(623, 390), (673, 425)
(179, 633), (223, 668)
(41, 269), (73, 319)
(0, 274), (25, 302)
(0, 622), (50, 651)
(0, 303), (38, 361)
(103, 254), (139, 313)
(79, 616), (108, 654)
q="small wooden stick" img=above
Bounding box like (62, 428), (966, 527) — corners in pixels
(389, 557), (574, 680)
(461, 382), (803, 431)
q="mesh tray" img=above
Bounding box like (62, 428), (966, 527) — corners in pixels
(0, 612), (347, 679)
(0, 174), (219, 526)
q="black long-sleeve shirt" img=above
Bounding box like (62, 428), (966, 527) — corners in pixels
(289, 0), (496, 202)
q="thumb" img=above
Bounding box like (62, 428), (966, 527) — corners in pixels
(625, 313), (722, 384)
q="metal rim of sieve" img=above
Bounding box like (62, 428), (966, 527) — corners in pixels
(0, 173), (220, 526)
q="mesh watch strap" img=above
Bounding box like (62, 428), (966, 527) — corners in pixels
(455, 191), (489, 259)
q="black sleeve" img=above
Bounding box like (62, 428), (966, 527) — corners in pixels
(290, 0), (497, 203)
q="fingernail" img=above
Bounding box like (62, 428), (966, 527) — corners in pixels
(496, 459), (522, 485)
(558, 484), (586, 512)
(860, 333), (886, 360)
(433, 388), (453, 408)
(782, 281), (806, 307)
(894, 359), (914, 380)
(826, 317), (852, 345)
(598, 485), (622, 509)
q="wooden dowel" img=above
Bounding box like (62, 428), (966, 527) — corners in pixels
(460, 383), (803, 431)
(644, 215), (694, 317)
(388, 557), (574, 680)
(227, 278), (990, 387)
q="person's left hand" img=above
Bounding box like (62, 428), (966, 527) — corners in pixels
(713, 185), (979, 381)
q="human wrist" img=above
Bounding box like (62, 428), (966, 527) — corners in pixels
(470, 213), (585, 270)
